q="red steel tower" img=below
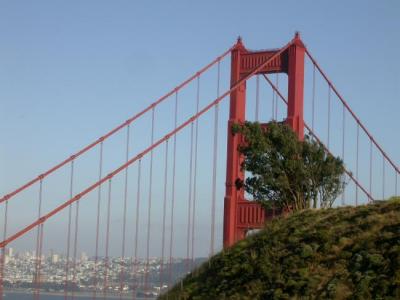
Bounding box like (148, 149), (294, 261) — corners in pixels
(223, 33), (305, 248)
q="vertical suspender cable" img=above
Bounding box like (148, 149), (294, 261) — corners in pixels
(356, 123), (359, 206)
(72, 165), (79, 300)
(271, 75), (275, 120)
(255, 75), (260, 121)
(275, 74), (279, 119)
(312, 64), (316, 133)
(35, 223), (44, 300)
(120, 125), (130, 298)
(93, 142), (103, 300)
(168, 91), (178, 287)
(145, 107), (155, 295)
(133, 159), (141, 299)
(0, 199), (8, 300)
(382, 155), (385, 200)
(396, 169), (398, 196)
(327, 85), (331, 149)
(103, 178), (112, 300)
(191, 76), (200, 267)
(369, 140), (373, 202)
(341, 105), (346, 206)
(65, 160), (74, 300)
(210, 60), (220, 256)
(356, 122), (360, 206)
(159, 140), (169, 292)
(186, 114), (195, 273)
(34, 179), (43, 299)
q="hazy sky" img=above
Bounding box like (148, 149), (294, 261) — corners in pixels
(1, 1), (399, 258)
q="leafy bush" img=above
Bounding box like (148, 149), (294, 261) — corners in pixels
(232, 121), (346, 211)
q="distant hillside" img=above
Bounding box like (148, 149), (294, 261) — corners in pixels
(160, 198), (400, 300)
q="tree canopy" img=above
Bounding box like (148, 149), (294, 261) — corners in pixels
(232, 121), (346, 211)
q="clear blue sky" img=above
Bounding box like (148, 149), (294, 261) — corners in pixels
(1, 1), (399, 257)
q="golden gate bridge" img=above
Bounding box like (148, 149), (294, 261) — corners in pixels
(0, 33), (398, 299)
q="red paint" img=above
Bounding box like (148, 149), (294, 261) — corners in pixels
(223, 33), (306, 248)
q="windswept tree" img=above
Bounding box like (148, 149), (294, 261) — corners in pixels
(233, 121), (346, 211)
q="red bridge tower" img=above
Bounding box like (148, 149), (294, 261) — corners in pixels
(223, 33), (306, 248)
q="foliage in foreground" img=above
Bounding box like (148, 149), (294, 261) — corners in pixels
(233, 121), (346, 211)
(160, 201), (400, 300)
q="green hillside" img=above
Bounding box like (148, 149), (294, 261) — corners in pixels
(161, 199), (400, 300)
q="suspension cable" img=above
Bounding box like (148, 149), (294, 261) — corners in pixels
(262, 73), (375, 202)
(72, 172), (80, 300)
(34, 223), (44, 300)
(145, 107), (155, 296)
(160, 140), (169, 293)
(0, 41), (293, 251)
(191, 76), (200, 267)
(0, 198), (8, 300)
(65, 160), (74, 300)
(305, 49), (400, 176)
(271, 75), (275, 120)
(93, 142), (103, 300)
(168, 91), (178, 288)
(327, 85), (331, 148)
(34, 179), (43, 300)
(103, 178), (112, 299)
(369, 139), (373, 202)
(119, 125), (130, 298)
(133, 159), (141, 299)
(312, 64), (316, 133)
(210, 60), (220, 256)
(382, 155), (385, 200)
(341, 105), (346, 206)
(186, 119), (195, 273)
(356, 123), (359, 205)
(255, 75), (260, 121)
(275, 74), (279, 119)
(0, 46), (234, 206)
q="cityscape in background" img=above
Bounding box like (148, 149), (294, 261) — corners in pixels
(1, 248), (206, 298)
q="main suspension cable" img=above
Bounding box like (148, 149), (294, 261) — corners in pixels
(0, 46), (234, 206)
(0, 41), (293, 251)
(305, 49), (400, 176)
(262, 73), (375, 202)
